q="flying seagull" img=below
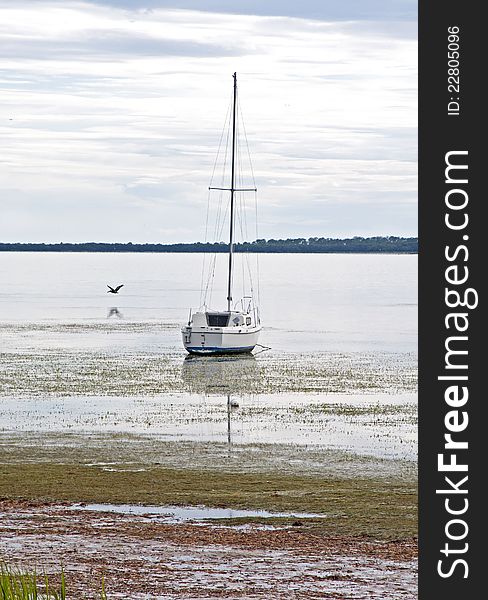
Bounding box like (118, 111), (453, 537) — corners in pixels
(107, 284), (124, 294)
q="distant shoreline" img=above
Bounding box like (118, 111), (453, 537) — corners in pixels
(0, 237), (418, 254)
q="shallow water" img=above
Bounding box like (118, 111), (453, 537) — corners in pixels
(0, 252), (417, 463)
(0, 431), (416, 480)
(0, 252), (416, 352)
(0, 392), (416, 460)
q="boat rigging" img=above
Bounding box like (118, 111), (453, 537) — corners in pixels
(181, 72), (262, 355)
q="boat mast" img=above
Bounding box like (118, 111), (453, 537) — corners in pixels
(208, 73), (256, 313)
(227, 72), (237, 312)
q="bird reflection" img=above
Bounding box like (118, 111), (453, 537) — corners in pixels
(107, 307), (123, 319)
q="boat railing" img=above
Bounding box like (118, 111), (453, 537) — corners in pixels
(235, 296), (255, 313)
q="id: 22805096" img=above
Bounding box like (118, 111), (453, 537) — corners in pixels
(447, 26), (460, 116)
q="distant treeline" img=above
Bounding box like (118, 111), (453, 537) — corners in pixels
(0, 237), (417, 253)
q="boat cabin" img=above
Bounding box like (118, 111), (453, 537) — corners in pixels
(189, 310), (255, 329)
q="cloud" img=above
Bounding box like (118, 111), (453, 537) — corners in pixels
(0, 1), (417, 242)
(0, 31), (248, 61)
(81, 0), (417, 22)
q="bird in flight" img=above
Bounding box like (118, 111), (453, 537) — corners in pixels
(107, 284), (124, 294)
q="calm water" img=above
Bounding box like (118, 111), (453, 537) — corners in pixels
(0, 252), (417, 460)
(0, 252), (417, 353)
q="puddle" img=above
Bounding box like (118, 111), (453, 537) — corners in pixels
(70, 503), (323, 522)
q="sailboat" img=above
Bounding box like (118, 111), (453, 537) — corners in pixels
(181, 73), (262, 355)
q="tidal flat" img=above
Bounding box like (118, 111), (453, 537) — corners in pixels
(0, 253), (417, 598)
(0, 330), (417, 596)
(0, 321), (417, 396)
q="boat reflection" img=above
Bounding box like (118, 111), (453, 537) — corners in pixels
(181, 354), (260, 395)
(226, 394), (239, 446)
(181, 355), (258, 449)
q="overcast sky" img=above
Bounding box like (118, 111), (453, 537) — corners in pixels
(1, 0), (417, 243)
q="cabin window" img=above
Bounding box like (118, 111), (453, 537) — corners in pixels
(246, 317), (251, 326)
(207, 313), (229, 327)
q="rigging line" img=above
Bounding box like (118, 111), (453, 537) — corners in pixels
(212, 105), (232, 243)
(207, 251), (218, 304)
(205, 210), (221, 304)
(238, 100), (259, 304)
(238, 199), (246, 299)
(209, 252), (217, 307)
(205, 217), (223, 306)
(216, 199), (230, 241)
(205, 99), (233, 304)
(238, 115), (255, 299)
(236, 194), (255, 300)
(233, 109), (256, 303)
(203, 245), (216, 308)
(213, 102), (232, 242)
(252, 188), (260, 306)
(235, 104), (255, 304)
(237, 115), (249, 243)
(235, 195), (255, 302)
(199, 186), (212, 307)
(216, 105), (233, 246)
(203, 253), (217, 307)
(235, 114), (247, 301)
(202, 92), (233, 306)
(242, 244), (246, 301)
(210, 91), (232, 250)
(253, 344), (271, 355)
(239, 214), (254, 297)
(235, 141), (249, 300)
(209, 91), (233, 188)
(214, 191), (226, 243)
(239, 102), (257, 189)
(237, 116), (248, 241)
(209, 196), (230, 307)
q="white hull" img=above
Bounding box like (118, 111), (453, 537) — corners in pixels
(182, 324), (261, 355)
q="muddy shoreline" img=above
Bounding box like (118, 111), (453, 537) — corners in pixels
(0, 500), (417, 599)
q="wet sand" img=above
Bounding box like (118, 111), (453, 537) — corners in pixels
(0, 500), (417, 599)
